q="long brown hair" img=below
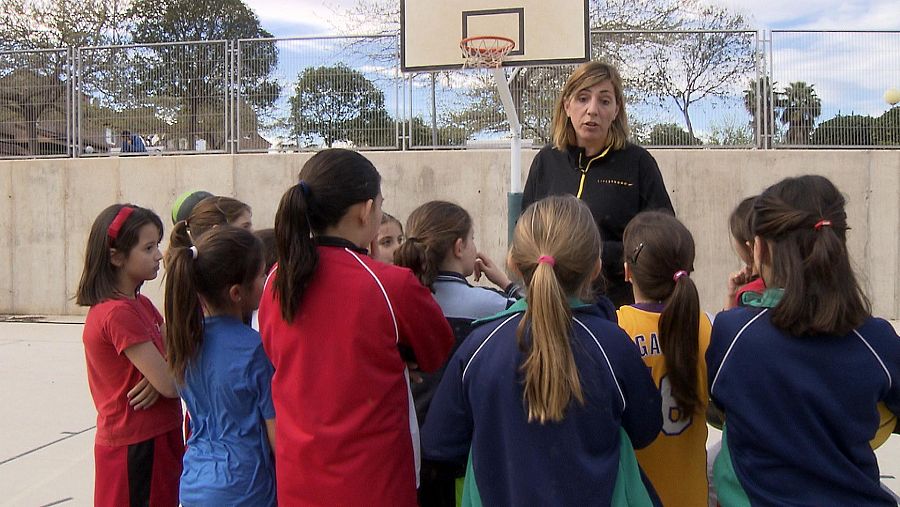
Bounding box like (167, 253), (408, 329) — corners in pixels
(164, 226), (263, 383)
(394, 201), (472, 288)
(274, 148), (381, 323)
(729, 196), (757, 262)
(76, 204), (163, 306)
(623, 211), (702, 419)
(510, 195), (600, 423)
(551, 61), (630, 152)
(752, 175), (869, 335)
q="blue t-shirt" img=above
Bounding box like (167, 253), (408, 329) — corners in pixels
(179, 315), (276, 506)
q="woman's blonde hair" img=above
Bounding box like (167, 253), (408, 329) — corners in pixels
(551, 61), (630, 152)
(510, 195), (602, 423)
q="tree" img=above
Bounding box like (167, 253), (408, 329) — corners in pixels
(0, 0), (129, 154)
(779, 81), (821, 145)
(648, 122), (702, 145)
(289, 64), (394, 148)
(646, 2), (754, 140)
(743, 77), (780, 148)
(810, 114), (875, 146)
(128, 0), (280, 149)
(875, 107), (900, 146)
(331, 0), (689, 144)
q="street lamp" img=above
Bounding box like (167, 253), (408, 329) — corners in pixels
(885, 88), (900, 106)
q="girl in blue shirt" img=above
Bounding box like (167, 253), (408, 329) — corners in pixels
(164, 225), (275, 506)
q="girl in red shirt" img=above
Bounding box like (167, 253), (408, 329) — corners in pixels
(76, 204), (183, 507)
(257, 148), (454, 506)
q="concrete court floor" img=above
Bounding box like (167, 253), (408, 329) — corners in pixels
(1, 317), (898, 506)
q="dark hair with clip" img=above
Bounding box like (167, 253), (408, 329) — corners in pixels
(76, 204), (164, 306)
(274, 148), (381, 323)
(164, 226), (263, 383)
(623, 211), (702, 419)
(752, 175), (869, 335)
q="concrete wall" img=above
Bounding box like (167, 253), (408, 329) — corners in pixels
(1, 150), (898, 319)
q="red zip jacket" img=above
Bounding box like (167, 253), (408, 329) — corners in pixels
(258, 239), (454, 506)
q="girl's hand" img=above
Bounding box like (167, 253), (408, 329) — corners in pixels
(475, 252), (512, 289)
(127, 376), (161, 410)
(725, 265), (753, 310)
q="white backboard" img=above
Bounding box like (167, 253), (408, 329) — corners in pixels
(401, 0), (590, 72)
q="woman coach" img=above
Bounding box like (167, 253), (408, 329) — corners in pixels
(521, 61), (674, 306)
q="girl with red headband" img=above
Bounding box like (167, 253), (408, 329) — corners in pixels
(617, 211), (711, 507)
(76, 204), (183, 506)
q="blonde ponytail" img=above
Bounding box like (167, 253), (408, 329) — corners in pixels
(519, 260), (584, 423)
(511, 195), (601, 424)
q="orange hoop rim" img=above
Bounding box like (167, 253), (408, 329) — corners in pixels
(459, 35), (516, 55)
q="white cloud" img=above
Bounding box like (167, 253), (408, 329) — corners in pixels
(712, 0), (899, 30)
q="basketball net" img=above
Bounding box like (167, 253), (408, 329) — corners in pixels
(459, 36), (515, 69)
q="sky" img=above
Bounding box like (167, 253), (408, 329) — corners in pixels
(240, 0), (899, 144)
(244, 0), (900, 35)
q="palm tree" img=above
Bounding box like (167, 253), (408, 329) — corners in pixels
(779, 82), (822, 145)
(743, 77), (780, 148)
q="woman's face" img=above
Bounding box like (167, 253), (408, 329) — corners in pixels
(564, 80), (619, 149)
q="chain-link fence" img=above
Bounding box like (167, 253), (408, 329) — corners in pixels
(2, 30), (898, 158)
(0, 48), (72, 158)
(237, 36), (400, 152)
(76, 40), (229, 156)
(770, 30), (900, 148)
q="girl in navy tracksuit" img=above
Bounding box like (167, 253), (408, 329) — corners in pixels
(707, 175), (900, 505)
(422, 195), (662, 506)
(394, 200), (518, 505)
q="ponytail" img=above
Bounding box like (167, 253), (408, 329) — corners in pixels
(394, 201), (472, 289)
(657, 272), (701, 418)
(511, 196), (600, 423)
(164, 245), (204, 384)
(273, 183), (317, 323)
(164, 226), (263, 383)
(624, 211), (702, 419)
(163, 220), (193, 270)
(394, 238), (438, 288)
(519, 258), (584, 423)
(753, 175), (869, 336)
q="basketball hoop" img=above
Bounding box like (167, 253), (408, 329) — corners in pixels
(459, 36), (515, 69)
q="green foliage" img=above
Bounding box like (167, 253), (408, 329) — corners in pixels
(289, 64), (394, 148)
(705, 118), (754, 146)
(743, 77), (780, 147)
(875, 107), (900, 145)
(810, 109), (900, 146)
(127, 0), (280, 146)
(779, 81), (821, 145)
(811, 114), (875, 146)
(648, 123), (702, 146)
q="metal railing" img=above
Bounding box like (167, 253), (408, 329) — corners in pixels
(770, 30), (900, 148)
(0, 48), (72, 158)
(1, 30), (898, 158)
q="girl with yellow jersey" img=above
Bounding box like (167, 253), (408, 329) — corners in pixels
(617, 211), (711, 507)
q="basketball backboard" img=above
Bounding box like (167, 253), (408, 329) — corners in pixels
(400, 0), (590, 72)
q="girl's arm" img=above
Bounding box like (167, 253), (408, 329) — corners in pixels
(123, 341), (178, 398)
(396, 271), (455, 372)
(265, 418), (276, 454)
